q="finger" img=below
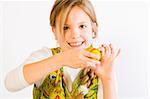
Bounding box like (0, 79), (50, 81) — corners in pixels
(115, 48), (121, 58)
(86, 61), (96, 68)
(85, 56), (100, 65)
(110, 48), (121, 62)
(102, 44), (110, 56)
(109, 43), (114, 55)
(80, 60), (95, 68)
(98, 44), (103, 50)
(98, 46), (105, 57)
(83, 51), (100, 61)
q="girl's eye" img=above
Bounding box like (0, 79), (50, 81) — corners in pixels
(64, 26), (69, 30)
(80, 25), (87, 29)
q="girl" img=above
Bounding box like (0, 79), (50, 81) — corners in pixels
(5, 0), (120, 99)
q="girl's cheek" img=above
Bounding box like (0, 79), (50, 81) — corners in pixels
(64, 32), (71, 40)
(84, 33), (93, 40)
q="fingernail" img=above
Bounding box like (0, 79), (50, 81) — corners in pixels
(91, 64), (96, 68)
(97, 61), (101, 64)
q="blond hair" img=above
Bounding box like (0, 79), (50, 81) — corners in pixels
(50, 0), (98, 40)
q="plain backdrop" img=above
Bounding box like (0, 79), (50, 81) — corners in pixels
(0, 0), (150, 99)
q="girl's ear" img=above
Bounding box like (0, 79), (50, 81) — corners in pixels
(52, 27), (58, 40)
(92, 22), (98, 33)
(52, 26), (56, 33)
(92, 22), (98, 38)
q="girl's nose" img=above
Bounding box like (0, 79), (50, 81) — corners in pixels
(71, 28), (80, 39)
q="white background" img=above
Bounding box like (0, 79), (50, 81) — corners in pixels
(0, 0), (150, 99)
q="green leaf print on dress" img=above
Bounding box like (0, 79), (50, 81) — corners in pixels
(33, 46), (100, 99)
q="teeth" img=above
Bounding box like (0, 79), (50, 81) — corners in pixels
(69, 42), (83, 47)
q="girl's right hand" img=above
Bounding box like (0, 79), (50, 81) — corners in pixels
(58, 48), (100, 69)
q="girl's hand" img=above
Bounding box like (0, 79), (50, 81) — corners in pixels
(94, 44), (120, 81)
(59, 48), (100, 69)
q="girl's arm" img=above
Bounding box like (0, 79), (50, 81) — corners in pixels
(94, 44), (120, 99)
(23, 53), (63, 84)
(23, 48), (99, 85)
(5, 48), (62, 92)
(101, 73), (118, 99)
(5, 47), (99, 92)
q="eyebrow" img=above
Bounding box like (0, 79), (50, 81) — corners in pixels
(78, 21), (88, 25)
(64, 21), (88, 26)
(64, 24), (70, 26)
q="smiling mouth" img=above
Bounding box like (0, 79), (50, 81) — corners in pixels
(68, 41), (85, 47)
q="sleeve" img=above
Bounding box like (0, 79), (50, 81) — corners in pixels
(4, 47), (52, 92)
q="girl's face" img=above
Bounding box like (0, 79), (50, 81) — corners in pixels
(54, 6), (94, 51)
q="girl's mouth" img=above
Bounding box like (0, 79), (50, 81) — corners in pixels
(68, 41), (85, 47)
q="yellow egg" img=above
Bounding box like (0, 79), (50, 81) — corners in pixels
(85, 46), (102, 61)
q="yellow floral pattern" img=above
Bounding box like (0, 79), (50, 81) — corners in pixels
(33, 47), (99, 99)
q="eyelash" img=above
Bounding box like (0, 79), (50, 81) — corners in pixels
(63, 25), (87, 31)
(63, 26), (69, 31)
(80, 25), (87, 29)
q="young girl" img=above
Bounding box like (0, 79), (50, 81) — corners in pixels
(5, 0), (120, 99)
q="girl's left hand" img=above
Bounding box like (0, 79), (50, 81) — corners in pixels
(94, 44), (120, 81)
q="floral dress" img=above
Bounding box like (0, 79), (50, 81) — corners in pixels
(33, 47), (99, 99)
